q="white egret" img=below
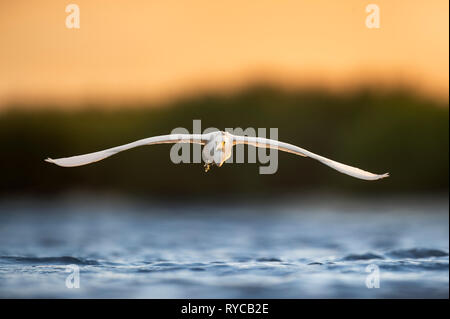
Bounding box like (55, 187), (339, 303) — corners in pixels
(45, 131), (389, 180)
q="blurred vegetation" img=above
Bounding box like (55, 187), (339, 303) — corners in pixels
(0, 85), (448, 198)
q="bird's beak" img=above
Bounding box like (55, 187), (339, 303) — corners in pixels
(216, 141), (225, 151)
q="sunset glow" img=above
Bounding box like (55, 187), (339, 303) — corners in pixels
(0, 0), (448, 108)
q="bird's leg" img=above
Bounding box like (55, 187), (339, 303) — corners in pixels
(204, 163), (211, 172)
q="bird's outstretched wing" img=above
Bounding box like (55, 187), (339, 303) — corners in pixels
(45, 134), (210, 167)
(231, 134), (389, 180)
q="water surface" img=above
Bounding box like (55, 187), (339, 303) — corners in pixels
(0, 196), (448, 298)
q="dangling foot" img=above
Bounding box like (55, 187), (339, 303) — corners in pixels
(204, 163), (211, 172)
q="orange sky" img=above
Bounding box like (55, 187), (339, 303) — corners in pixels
(0, 0), (448, 108)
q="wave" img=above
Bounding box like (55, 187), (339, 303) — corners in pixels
(256, 257), (282, 262)
(342, 253), (384, 261)
(0, 256), (99, 265)
(386, 248), (448, 259)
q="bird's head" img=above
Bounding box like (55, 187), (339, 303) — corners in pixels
(202, 131), (233, 171)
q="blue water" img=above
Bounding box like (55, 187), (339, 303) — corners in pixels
(0, 196), (448, 298)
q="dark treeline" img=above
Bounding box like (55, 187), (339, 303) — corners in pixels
(0, 86), (448, 198)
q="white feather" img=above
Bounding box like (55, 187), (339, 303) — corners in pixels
(231, 134), (389, 180)
(45, 134), (208, 167)
(45, 131), (389, 181)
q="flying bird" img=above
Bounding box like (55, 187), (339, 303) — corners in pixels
(45, 131), (389, 180)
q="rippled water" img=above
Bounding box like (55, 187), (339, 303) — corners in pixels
(0, 196), (448, 298)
